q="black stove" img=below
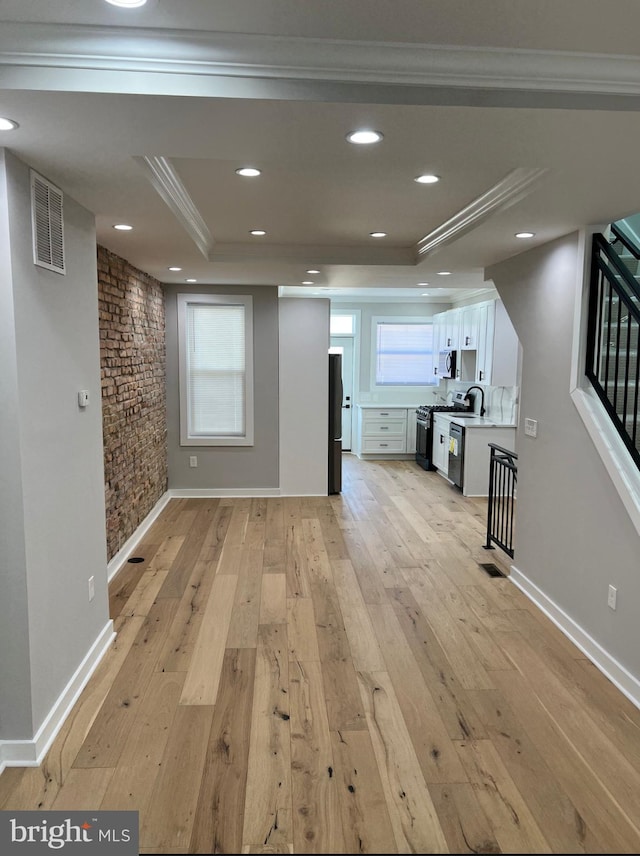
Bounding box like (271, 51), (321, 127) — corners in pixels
(415, 395), (471, 470)
(416, 403), (467, 420)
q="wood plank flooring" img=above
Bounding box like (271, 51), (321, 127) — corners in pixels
(3, 455), (640, 853)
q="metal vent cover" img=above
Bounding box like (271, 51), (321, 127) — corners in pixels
(30, 170), (65, 275)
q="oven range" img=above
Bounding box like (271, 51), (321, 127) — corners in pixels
(415, 397), (470, 471)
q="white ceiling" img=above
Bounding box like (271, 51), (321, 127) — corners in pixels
(2, 1), (640, 302)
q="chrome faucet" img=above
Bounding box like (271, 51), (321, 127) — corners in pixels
(465, 385), (486, 416)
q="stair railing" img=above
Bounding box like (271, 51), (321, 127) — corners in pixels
(484, 443), (517, 558)
(586, 234), (640, 471)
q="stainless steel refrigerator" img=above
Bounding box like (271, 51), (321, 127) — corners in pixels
(328, 353), (343, 494)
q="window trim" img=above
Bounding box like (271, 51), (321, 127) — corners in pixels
(178, 293), (254, 446)
(371, 315), (437, 388)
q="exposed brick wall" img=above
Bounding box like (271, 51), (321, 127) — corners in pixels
(97, 246), (167, 561)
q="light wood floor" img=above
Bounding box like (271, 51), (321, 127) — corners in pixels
(2, 455), (640, 853)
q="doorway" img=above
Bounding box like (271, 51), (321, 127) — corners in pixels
(330, 336), (355, 451)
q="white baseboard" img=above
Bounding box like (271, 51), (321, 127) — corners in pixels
(170, 487), (281, 497)
(509, 564), (640, 711)
(107, 490), (172, 583)
(0, 620), (115, 774)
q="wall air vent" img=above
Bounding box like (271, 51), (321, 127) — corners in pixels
(30, 170), (65, 275)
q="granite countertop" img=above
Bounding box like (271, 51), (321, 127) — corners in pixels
(437, 414), (517, 429)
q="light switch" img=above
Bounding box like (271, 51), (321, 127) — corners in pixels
(78, 390), (89, 408)
(524, 417), (537, 437)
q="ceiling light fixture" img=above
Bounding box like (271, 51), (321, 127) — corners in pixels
(369, 231), (387, 238)
(417, 281), (429, 286)
(414, 174), (440, 184)
(168, 266), (182, 271)
(104, 0), (148, 8)
(437, 270), (452, 275)
(0, 117), (19, 131)
(235, 167), (261, 177)
(112, 223), (133, 231)
(250, 229), (266, 236)
(186, 278), (197, 283)
(421, 292), (430, 296)
(306, 269), (320, 274)
(302, 281), (314, 285)
(515, 231), (536, 238)
(347, 130), (383, 145)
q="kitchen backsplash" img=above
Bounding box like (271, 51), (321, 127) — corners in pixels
(427, 379), (519, 424)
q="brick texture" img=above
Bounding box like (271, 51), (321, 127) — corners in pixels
(97, 246), (167, 561)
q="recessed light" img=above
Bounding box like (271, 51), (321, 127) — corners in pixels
(236, 167), (261, 177)
(515, 231), (536, 238)
(186, 278), (197, 283)
(302, 281), (314, 285)
(369, 231), (387, 238)
(306, 269), (320, 274)
(112, 223), (133, 231)
(414, 174), (440, 184)
(0, 117), (19, 131)
(417, 282), (429, 286)
(347, 130), (383, 145)
(421, 292), (430, 296)
(250, 230), (266, 236)
(168, 266), (182, 272)
(437, 271), (452, 276)
(104, 0), (148, 7)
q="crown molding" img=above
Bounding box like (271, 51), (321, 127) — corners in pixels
(416, 168), (548, 259)
(3, 23), (640, 105)
(134, 155), (214, 259)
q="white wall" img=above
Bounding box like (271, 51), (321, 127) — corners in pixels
(488, 232), (640, 688)
(279, 298), (329, 495)
(0, 149), (111, 745)
(336, 300), (450, 405)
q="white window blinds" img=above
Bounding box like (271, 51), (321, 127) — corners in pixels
(178, 294), (254, 445)
(375, 321), (434, 386)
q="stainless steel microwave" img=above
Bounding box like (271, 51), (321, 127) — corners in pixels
(438, 348), (457, 379)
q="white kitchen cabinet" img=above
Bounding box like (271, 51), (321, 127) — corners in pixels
(431, 312), (443, 380)
(355, 406), (423, 458)
(441, 307), (461, 350)
(432, 414), (450, 475)
(406, 408), (417, 454)
(475, 299), (519, 386)
(460, 304), (480, 350)
(435, 299), (519, 386)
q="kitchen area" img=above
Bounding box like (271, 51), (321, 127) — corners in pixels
(340, 293), (520, 497)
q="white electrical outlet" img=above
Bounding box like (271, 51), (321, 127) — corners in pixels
(189, 455), (198, 468)
(607, 584), (617, 610)
(524, 417), (538, 438)
(88, 576), (95, 602)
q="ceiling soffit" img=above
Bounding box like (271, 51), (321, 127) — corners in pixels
(3, 23), (640, 109)
(135, 156), (549, 267)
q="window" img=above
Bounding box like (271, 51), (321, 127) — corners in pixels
(373, 318), (435, 386)
(178, 294), (254, 445)
(330, 313), (356, 335)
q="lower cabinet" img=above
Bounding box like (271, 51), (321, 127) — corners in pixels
(355, 406), (418, 458)
(432, 415), (450, 475)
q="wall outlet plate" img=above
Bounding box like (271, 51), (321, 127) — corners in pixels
(608, 584), (617, 610)
(524, 417), (538, 437)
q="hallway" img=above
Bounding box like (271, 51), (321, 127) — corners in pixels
(1, 455), (640, 853)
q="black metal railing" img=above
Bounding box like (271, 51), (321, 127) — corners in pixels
(484, 443), (517, 558)
(586, 234), (640, 471)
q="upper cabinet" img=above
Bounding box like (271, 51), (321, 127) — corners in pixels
(433, 298), (519, 387)
(460, 304), (480, 350)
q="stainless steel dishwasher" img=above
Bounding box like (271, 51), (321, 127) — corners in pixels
(448, 421), (465, 489)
